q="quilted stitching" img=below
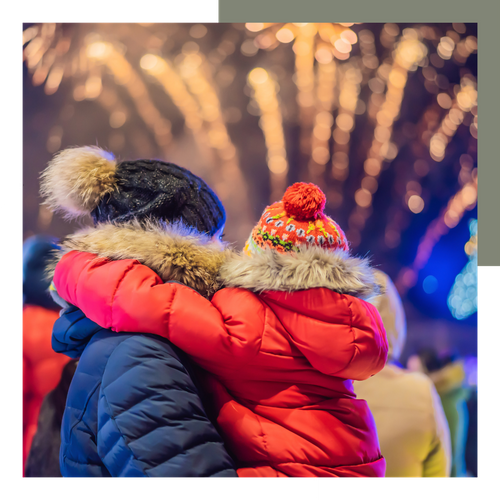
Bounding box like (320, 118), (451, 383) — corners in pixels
(55, 308), (236, 477)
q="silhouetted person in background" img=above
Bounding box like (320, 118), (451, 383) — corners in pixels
(354, 270), (452, 477)
(409, 348), (470, 477)
(25, 359), (78, 477)
(23, 235), (69, 474)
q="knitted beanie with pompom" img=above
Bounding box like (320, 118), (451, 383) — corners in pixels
(40, 146), (226, 237)
(245, 182), (348, 255)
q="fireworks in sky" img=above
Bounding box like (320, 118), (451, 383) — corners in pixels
(23, 22), (478, 290)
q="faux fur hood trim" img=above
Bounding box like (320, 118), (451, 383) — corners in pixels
(52, 220), (232, 299)
(219, 246), (383, 300)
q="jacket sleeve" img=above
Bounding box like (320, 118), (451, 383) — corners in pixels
(97, 336), (237, 477)
(306, 295), (388, 380)
(339, 296), (388, 380)
(53, 251), (264, 363)
(423, 383), (452, 477)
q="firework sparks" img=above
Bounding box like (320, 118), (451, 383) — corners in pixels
(24, 22), (478, 290)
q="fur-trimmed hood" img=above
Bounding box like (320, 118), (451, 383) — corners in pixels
(54, 220), (232, 299)
(53, 221), (382, 301)
(219, 246), (383, 301)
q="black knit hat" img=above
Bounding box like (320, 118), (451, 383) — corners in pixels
(92, 159), (225, 235)
(40, 147), (226, 237)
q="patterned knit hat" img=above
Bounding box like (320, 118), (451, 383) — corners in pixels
(245, 182), (349, 254)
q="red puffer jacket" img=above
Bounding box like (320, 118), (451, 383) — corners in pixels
(53, 246), (388, 477)
(23, 305), (69, 471)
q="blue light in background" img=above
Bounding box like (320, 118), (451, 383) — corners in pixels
(423, 275), (438, 294)
(448, 219), (477, 320)
(406, 210), (474, 322)
(463, 355), (478, 387)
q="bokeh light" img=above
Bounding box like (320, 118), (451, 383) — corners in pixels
(23, 22), (478, 285)
(423, 275), (438, 294)
(448, 219), (478, 319)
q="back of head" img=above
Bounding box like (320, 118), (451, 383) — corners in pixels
(415, 348), (466, 396)
(370, 270), (407, 361)
(40, 146), (226, 237)
(232, 182), (382, 301)
(23, 235), (59, 310)
(245, 182), (349, 255)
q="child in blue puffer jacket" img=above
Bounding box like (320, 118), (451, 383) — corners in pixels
(42, 146), (237, 477)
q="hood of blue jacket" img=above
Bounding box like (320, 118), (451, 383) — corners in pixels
(52, 306), (104, 358)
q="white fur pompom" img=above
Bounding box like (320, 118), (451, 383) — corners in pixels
(40, 146), (117, 218)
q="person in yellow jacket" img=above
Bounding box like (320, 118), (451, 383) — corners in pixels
(354, 271), (452, 477)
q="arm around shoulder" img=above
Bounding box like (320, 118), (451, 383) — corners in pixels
(334, 296), (388, 380)
(54, 251), (264, 363)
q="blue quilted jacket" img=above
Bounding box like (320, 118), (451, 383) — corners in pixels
(52, 305), (237, 477)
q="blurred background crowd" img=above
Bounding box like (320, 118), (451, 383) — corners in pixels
(23, 22), (477, 476)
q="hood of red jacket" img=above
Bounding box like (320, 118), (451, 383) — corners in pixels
(219, 244), (383, 301)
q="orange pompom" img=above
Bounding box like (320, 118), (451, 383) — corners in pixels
(282, 182), (326, 221)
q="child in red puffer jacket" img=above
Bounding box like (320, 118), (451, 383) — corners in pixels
(53, 182), (388, 477)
